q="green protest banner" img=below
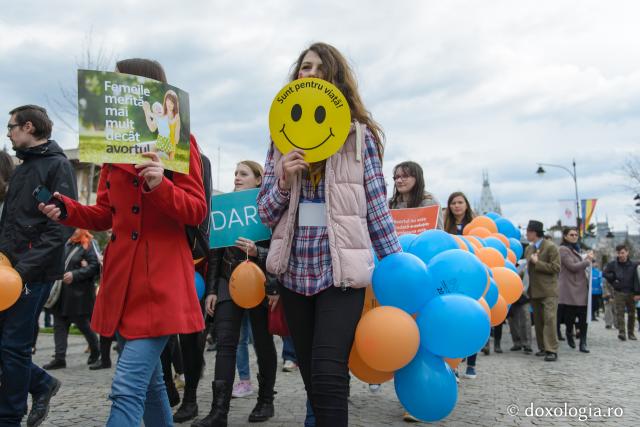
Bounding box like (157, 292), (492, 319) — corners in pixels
(210, 189), (271, 249)
(78, 69), (190, 173)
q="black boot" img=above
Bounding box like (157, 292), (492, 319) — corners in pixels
(174, 387), (198, 423)
(191, 380), (230, 427)
(87, 348), (100, 365)
(494, 340), (502, 354)
(579, 324), (590, 353)
(248, 374), (275, 422)
(566, 331), (576, 349)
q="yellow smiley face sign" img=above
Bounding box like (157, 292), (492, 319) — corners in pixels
(269, 78), (351, 163)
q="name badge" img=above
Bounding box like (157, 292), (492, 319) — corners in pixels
(298, 202), (327, 227)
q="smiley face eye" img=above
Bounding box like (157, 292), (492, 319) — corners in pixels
(291, 104), (302, 122)
(314, 106), (326, 124)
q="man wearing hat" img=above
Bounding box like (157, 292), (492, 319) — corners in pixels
(525, 220), (561, 361)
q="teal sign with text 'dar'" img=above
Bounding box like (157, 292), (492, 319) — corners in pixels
(209, 188), (271, 249)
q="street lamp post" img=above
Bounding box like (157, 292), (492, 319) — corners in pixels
(536, 159), (581, 235)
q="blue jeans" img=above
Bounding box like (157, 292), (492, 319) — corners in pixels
(107, 335), (172, 427)
(282, 336), (297, 363)
(305, 398), (316, 427)
(236, 312), (252, 381)
(0, 282), (53, 427)
(0, 283), (53, 427)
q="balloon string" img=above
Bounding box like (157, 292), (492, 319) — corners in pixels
(245, 246), (249, 261)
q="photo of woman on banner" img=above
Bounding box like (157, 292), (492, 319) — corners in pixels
(142, 89), (181, 160)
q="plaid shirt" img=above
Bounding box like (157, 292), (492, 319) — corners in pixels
(257, 128), (401, 296)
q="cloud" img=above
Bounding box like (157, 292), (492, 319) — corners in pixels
(1, 0), (639, 233)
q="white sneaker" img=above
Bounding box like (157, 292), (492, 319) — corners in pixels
(231, 380), (253, 398)
(368, 384), (381, 393)
(282, 360), (298, 372)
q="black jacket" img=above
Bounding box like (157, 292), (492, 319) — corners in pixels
(54, 241), (99, 317)
(0, 140), (77, 283)
(603, 259), (639, 294)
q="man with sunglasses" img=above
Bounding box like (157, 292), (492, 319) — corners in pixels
(0, 105), (76, 427)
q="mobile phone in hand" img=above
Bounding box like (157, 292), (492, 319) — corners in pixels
(32, 185), (67, 219)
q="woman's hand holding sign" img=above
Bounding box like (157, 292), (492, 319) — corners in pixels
(136, 152), (165, 190)
(279, 148), (308, 191)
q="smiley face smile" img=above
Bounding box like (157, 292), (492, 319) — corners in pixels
(279, 123), (335, 150)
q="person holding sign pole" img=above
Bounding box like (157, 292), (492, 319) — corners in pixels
(194, 161), (278, 427)
(258, 42), (401, 427)
(38, 58), (207, 427)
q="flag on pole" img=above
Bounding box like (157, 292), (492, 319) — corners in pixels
(558, 199), (577, 226)
(580, 199), (598, 235)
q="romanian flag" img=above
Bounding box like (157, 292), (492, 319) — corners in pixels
(580, 199), (598, 235)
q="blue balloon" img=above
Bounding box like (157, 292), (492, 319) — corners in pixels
(372, 253), (431, 314)
(459, 237), (475, 255)
(195, 272), (205, 300)
(484, 279), (499, 308)
(426, 249), (487, 299)
(495, 217), (520, 240)
(395, 349), (458, 422)
(398, 234), (418, 252)
(408, 230), (459, 265)
(505, 260), (518, 273)
(417, 294), (491, 358)
(484, 237), (508, 258)
(485, 212), (501, 220)
(508, 238), (523, 260)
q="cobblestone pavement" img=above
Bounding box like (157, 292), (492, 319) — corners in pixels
(29, 318), (639, 426)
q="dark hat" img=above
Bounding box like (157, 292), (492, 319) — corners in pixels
(527, 220), (544, 234)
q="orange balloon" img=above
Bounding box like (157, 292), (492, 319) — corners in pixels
(362, 285), (379, 315)
(491, 267), (524, 305)
(229, 261), (266, 309)
(490, 233), (510, 248)
(349, 345), (394, 384)
(475, 247), (506, 268)
(452, 235), (468, 251)
(0, 266), (22, 311)
(0, 252), (11, 268)
(465, 236), (482, 250)
(506, 249), (517, 264)
(478, 297), (491, 318)
(355, 306), (420, 372)
(469, 227), (492, 239)
(490, 295), (508, 326)
(462, 223), (474, 236)
(444, 357), (462, 369)
(470, 216), (498, 233)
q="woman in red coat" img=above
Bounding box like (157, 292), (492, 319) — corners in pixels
(39, 58), (207, 427)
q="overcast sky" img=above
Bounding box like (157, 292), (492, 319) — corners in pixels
(2, 0), (639, 234)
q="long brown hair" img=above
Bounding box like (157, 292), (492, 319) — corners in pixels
(444, 191), (475, 234)
(290, 42), (385, 159)
(0, 150), (14, 201)
(389, 161), (426, 209)
(163, 90), (179, 118)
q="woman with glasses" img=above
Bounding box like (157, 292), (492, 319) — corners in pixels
(558, 227), (593, 353)
(389, 161), (443, 229)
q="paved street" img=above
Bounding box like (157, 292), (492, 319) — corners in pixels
(30, 319), (639, 426)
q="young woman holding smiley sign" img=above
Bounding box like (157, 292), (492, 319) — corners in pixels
(258, 42), (401, 427)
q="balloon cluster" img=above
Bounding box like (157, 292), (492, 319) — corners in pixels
(0, 253), (24, 311)
(351, 213), (524, 422)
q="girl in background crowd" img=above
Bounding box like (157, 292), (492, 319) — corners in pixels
(389, 161), (443, 229)
(194, 160), (278, 427)
(43, 229), (100, 370)
(39, 58), (207, 427)
(257, 42), (401, 427)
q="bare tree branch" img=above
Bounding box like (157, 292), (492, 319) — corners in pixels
(48, 28), (115, 134)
